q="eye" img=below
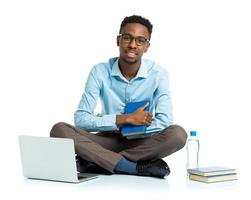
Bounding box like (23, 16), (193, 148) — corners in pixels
(136, 37), (146, 45)
(122, 34), (131, 42)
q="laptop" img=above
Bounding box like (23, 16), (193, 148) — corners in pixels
(18, 135), (99, 183)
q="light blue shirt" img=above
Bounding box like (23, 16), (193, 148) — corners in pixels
(74, 57), (173, 138)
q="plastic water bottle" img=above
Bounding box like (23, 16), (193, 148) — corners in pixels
(186, 131), (200, 171)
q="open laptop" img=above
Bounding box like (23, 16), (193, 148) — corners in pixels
(18, 135), (99, 183)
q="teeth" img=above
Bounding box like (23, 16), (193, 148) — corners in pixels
(127, 52), (136, 57)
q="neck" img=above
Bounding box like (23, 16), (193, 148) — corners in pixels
(119, 59), (141, 81)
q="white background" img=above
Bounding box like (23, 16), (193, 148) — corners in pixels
(0, 0), (251, 199)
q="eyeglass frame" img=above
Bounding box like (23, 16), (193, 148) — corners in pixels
(118, 33), (150, 46)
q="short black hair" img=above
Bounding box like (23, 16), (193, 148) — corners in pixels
(119, 15), (153, 39)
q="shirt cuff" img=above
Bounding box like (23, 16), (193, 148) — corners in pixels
(96, 114), (118, 131)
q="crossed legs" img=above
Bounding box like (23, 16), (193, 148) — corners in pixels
(50, 122), (187, 173)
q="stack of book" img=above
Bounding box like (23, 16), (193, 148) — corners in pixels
(188, 167), (237, 183)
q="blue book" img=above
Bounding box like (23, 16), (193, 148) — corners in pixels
(188, 167), (236, 176)
(121, 100), (150, 136)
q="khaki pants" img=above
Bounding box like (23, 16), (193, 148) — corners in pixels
(50, 122), (187, 173)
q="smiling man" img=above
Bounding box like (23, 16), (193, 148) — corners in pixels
(50, 15), (187, 178)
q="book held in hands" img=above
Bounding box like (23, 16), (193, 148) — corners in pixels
(121, 100), (150, 136)
(188, 166), (237, 183)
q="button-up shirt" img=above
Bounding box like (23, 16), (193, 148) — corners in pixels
(74, 57), (173, 138)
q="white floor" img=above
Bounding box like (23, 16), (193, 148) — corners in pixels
(11, 173), (242, 199)
(2, 138), (249, 200)
(4, 167), (245, 200)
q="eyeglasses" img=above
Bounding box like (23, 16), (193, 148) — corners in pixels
(119, 33), (150, 46)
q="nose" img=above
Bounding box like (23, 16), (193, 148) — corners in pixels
(128, 38), (137, 48)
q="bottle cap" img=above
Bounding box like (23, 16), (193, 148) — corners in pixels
(190, 131), (197, 136)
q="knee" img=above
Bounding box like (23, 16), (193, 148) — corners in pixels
(50, 122), (68, 138)
(170, 125), (188, 149)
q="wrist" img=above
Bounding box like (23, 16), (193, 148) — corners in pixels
(124, 114), (132, 124)
(116, 114), (132, 126)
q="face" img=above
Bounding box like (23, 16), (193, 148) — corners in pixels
(117, 23), (150, 65)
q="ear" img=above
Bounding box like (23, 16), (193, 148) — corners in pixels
(116, 36), (120, 46)
(144, 42), (150, 53)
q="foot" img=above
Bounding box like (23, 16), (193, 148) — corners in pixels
(76, 156), (88, 173)
(76, 156), (112, 175)
(87, 162), (112, 175)
(136, 159), (170, 178)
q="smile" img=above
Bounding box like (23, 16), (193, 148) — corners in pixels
(126, 50), (138, 58)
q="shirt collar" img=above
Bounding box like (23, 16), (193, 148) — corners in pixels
(111, 58), (148, 79)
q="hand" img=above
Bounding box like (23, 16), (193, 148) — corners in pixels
(128, 103), (153, 126)
(110, 130), (120, 134)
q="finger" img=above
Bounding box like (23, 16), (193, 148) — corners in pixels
(146, 115), (153, 121)
(146, 120), (152, 126)
(139, 103), (149, 111)
(148, 112), (153, 117)
(147, 119), (152, 124)
(144, 116), (152, 124)
(144, 116), (148, 122)
(146, 117), (152, 123)
(143, 112), (152, 119)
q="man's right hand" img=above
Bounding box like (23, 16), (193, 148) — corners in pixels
(116, 103), (153, 126)
(127, 103), (153, 126)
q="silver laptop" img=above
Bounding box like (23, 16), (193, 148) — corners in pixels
(18, 135), (99, 183)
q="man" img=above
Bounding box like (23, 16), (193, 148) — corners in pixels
(50, 15), (187, 178)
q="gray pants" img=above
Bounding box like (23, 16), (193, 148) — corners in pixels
(50, 122), (187, 173)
